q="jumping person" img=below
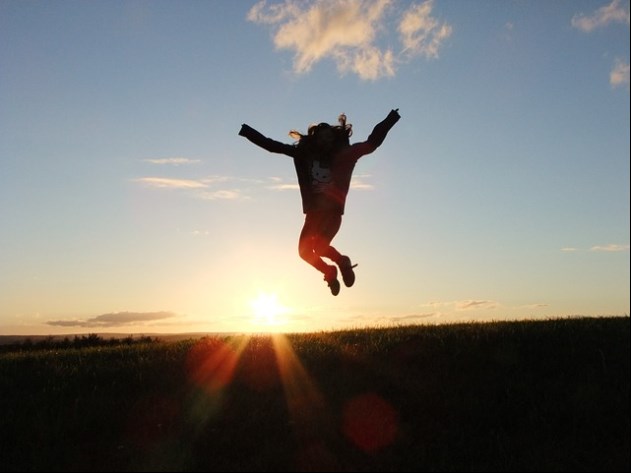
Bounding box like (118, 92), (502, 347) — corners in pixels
(238, 108), (400, 295)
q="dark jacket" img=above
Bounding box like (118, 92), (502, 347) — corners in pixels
(239, 109), (400, 214)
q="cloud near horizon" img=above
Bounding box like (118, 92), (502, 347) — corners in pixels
(47, 311), (177, 328)
(590, 243), (630, 252)
(135, 170), (377, 201)
(143, 157), (201, 165)
(247, 0), (452, 80)
(423, 300), (500, 311)
(456, 300), (498, 311)
(268, 175), (375, 191)
(197, 189), (245, 200)
(134, 176), (254, 200)
(134, 177), (207, 189)
(349, 174), (375, 190)
(414, 301), (552, 321)
(562, 243), (629, 252)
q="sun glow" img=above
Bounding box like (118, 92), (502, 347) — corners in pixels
(249, 292), (290, 330)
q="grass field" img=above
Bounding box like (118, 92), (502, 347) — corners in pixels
(1, 316), (628, 472)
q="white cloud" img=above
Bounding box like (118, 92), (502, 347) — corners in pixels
(247, 0), (301, 24)
(338, 45), (396, 80)
(134, 171), (374, 201)
(134, 177), (207, 189)
(267, 174), (373, 191)
(571, 0), (630, 32)
(247, 0), (452, 80)
(562, 244), (629, 252)
(200, 175), (232, 185)
(350, 174), (374, 190)
(197, 189), (245, 200)
(590, 243), (630, 252)
(143, 157), (201, 165)
(269, 183), (300, 191)
(133, 175), (284, 201)
(610, 59), (630, 88)
(267, 176), (300, 190)
(398, 1), (453, 59)
(561, 243), (629, 253)
(571, 2), (629, 90)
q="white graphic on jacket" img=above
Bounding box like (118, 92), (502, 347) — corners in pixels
(311, 160), (332, 194)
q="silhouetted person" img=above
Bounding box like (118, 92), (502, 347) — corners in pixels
(239, 109), (400, 295)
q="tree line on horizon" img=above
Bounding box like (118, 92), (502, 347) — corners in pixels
(0, 333), (159, 353)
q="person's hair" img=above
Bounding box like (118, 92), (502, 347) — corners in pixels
(289, 114), (352, 150)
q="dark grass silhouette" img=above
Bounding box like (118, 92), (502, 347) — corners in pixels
(1, 317), (628, 472)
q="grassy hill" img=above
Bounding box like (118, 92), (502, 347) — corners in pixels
(1, 317), (628, 471)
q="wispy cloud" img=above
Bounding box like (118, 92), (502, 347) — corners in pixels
(456, 300), (498, 311)
(421, 300), (548, 315)
(197, 189), (246, 200)
(590, 243), (630, 252)
(350, 174), (374, 190)
(267, 176), (300, 191)
(421, 300), (499, 311)
(571, 1), (630, 90)
(390, 313), (439, 323)
(200, 175), (233, 185)
(562, 244), (629, 252)
(133, 175), (258, 200)
(399, 1), (453, 59)
(47, 311), (177, 328)
(610, 58), (630, 88)
(571, 0), (630, 32)
(143, 157), (201, 165)
(247, 0), (452, 80)
(269, 183), (300, 191)
(516, 303), (549, 310)
(134, 177), (207, 189)
(266, 174), (374, 191)
(134, 172), (372, 200)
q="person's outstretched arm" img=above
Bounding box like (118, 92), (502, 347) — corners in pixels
(344, 109), (401, 159)
(239, 124), (297, 157)
(366, 108), (400, 149)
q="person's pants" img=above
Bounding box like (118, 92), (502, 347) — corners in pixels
(298, 211), (343, 273)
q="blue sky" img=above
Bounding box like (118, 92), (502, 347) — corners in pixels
(1, 0), (629, 335)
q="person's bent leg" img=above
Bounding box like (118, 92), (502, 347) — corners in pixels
(298, 233), (330, 274)
(299, 213), (340, 295)
(313, 213), (356, 288)
(312, 213), (342, 262)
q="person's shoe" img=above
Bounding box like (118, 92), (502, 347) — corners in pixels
(323, 265), (340, 296)
(338, 256), (357, 287)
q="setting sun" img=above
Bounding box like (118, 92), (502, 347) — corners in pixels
(249, 292), (289, 329)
